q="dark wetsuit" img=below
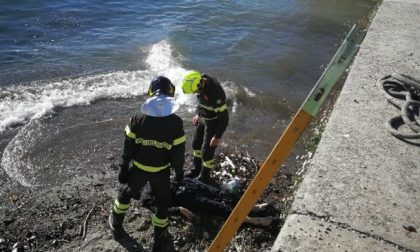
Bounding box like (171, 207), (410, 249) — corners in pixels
(141, 178), (237, 217)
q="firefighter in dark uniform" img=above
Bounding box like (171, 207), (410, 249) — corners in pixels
(108, 76), (185, 252)
(181, 70), (229, 182)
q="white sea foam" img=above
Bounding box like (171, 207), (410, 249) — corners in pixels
(0, 39), (246, 189)
(1, 119), (44, 187)
(0, 40), (190, 189)
(0, 40), (193, 133)
(0, 40), (244, 132)
(243, 86), (256, 97)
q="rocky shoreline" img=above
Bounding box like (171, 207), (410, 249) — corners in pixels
(0, 82), (343, 252)
(0, 148), (312, 252)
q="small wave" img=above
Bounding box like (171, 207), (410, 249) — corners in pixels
(0, 39), (249, 133)
(0, 40), (194, 132)
(1, 119), (44, 187)
(0, 39), (190, 188)
(227, 81), (293, 114)
(0, 39), (252, 188)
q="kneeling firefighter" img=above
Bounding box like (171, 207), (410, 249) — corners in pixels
(108, 76), (185, 251)
(181, 71), (229, 182)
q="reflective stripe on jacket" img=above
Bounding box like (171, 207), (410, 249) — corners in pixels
(197, 74), (229, 138)
(122, 112), (185, 173)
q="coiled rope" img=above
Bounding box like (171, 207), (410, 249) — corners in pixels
(380, 73), (420, 140)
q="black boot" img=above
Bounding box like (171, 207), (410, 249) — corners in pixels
(152, 227), (175, 252)
(186, 158), (202, 178)
(198, 167), (211, 184)
(108, 211), (125, 239)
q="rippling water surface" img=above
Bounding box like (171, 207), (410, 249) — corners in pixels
(0, 0), (379, 194)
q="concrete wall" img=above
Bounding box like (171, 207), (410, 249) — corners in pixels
(271, 0), (420, 251)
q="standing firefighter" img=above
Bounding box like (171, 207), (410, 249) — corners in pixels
(182, 71), (229, 182)
(108, 76), (185, 251)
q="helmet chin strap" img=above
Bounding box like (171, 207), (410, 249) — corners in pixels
(198, 78), (207, 92)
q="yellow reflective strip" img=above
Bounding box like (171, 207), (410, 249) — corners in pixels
(133, 161), (169, 172)
(113, 205), (128, 214)
(215, 104), (227, 112)
(193, 150), (202, 158)
(125, 125), (136, 139)
(203, 159), (215, 169)
(173, 135), (186, 145)
(114, 199), (129, 210)
(152, 214), (168, 228)
(199, 104), (215, 111)
(135, 138), (172, 150)
(199, 104), (227, 113)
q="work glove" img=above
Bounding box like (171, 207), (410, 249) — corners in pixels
(118, 164), (129, 184)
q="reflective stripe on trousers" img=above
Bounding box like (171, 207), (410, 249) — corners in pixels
(152, 214), (169, 228)
(203, 159), (216, 169)
(193, 149), (202, 158)
(113, 199), (129, 214)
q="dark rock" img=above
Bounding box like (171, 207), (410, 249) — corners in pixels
(402, 225), (417, 233)
(3, 218), (15, 225)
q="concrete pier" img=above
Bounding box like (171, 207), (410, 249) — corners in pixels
(271, 0), (420, 251)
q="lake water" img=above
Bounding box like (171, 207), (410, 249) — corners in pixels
(0, 0), (379, 197)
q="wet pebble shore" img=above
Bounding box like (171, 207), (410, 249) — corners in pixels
(0, 149), (311, 252)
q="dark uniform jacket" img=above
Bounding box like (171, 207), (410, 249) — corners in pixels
(122, 111), (185, 179)
(197, 74), (229, 138)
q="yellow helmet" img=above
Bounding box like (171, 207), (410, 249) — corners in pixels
(182, 70), (201, 94)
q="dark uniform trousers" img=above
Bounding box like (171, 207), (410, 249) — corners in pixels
(117, 167), (171, 223)
(192, 119), (218, 171)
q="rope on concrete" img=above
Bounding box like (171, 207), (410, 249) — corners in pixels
(380, 73), (420, 139)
